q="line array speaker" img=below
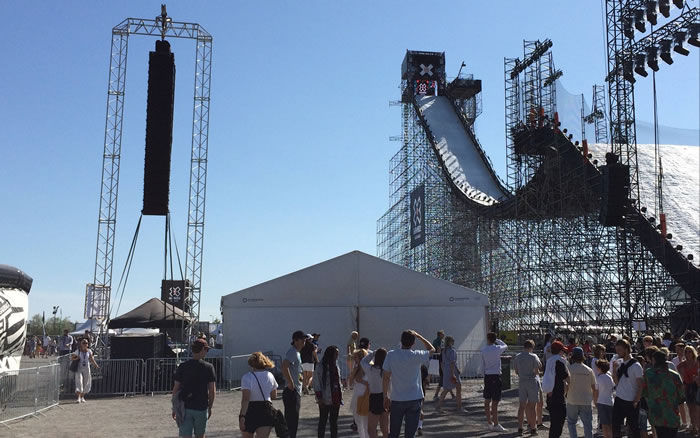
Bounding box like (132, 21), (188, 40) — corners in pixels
(143, 39), (176, 216)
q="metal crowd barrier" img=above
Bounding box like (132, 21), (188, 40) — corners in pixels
(0, 364), (60, 425)
(57, 355), (257, 396)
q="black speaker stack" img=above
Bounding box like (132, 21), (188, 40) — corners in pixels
(599, 153), (630, 227)
(143, 39), (176, 216)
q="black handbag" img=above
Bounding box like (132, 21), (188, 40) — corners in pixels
(251, 372), (289, 438)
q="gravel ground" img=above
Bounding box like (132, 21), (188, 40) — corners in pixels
(2, 377), (696, 438)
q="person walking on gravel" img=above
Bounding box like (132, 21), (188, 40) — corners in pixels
(71, 338), (99, 403)
(171, 338), (216, 438)
(481, 332), (508, 432)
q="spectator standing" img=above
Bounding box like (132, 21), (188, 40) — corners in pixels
(171, 338), (216, 438)
(301, 335), (317, 395)
(239, 352), (279, 438)
(346, 331), (359, 389)
(58, 329), (73, 356)
(513, 339), (542, 435)
(313, 346), (343, 438)
(312, 333), (322, 356)
(382, 330), (435, 438)
(595, 360), (615, 438)
(641, 349), (686, 438)
(612, 339), (644, 438)
(677, 345), (699, 435)
(350, 349), (370, 438)
(437, 336), (463, 412)
(566, 347), (596, 438)
(215, 330), (223, 349)
(606, 336), (618, 355)
(361, 349), (389, 438)
(481, 332), (508, 432)
(71, 338), (100, 403)
(543, 334), (553, 364)
(566, 338), (577, 355)
(432, 330), (445, 401)
(282, 330), (306, 438)
(671, 342), (689, 428)
(542, 340), (568, 438)
(592, 344), (606, 376)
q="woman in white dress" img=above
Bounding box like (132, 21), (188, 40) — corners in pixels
(71, 339), (99, 403)
(350, 349), (370, 438)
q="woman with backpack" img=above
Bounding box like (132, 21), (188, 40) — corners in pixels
(239, 352), (279, 438)
(313, 346), (343, 438)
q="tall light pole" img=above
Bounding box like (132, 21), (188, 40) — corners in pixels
(52, 306), (59, 334)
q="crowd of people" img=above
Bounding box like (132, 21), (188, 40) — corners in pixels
(23, 329), (95, 358)
(168, 328), (700, 438)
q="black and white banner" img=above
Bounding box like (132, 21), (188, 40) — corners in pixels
(410, 184), (425, 249)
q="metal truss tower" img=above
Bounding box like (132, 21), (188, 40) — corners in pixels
(93, 12), (212, 345)
(592, 85), (608, 144)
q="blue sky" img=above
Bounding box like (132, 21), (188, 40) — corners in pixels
(2, 1), (698, 324)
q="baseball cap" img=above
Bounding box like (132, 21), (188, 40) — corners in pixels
(305, 334), (313, 340)
(551, 340), (565, 354)
(571, 347), (584, 360)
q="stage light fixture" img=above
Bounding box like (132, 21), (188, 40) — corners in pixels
(647, 46), (660, 71)
(623, 60), (636, 82)
(673, 31), (690, 55)
(634, 53), (649, 76)
(623, 17), (636, 39)
(688, 23), (700, 47)
(635, 10), (647, 33)
(646, 1), (658, 25)
(659, 0), (671, 17)
(689, 254), (694, 261)
(673, 0), (684, 9)
(676, 245), (683, 251)
(659, 39), (674, 64)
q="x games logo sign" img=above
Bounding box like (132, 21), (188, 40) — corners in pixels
(410, 184), (425, 248)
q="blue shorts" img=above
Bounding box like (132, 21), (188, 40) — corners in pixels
(179, 408), (208, 437)
(596, 403), (613, 425)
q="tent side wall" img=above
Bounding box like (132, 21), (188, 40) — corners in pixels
(358, 305), (487, 352)
(223, 306), (357, 358)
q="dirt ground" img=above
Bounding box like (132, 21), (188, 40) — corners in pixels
(3, 376), (696, 438)
(0, 379), (577, 438)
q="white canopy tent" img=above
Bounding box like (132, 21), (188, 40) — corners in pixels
(221, 251), (490, 360)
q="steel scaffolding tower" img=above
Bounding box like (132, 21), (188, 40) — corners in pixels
(378, 43), (686, 340)
(93, 13), (212, 345)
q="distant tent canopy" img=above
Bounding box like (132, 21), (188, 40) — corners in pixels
(108, 298), (192, 329)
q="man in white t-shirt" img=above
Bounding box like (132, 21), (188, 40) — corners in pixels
(611, 339), (643, 438)
(481, 333), (508, 432)
(382, 330), (435, 438)
(566, 347), (596, 438)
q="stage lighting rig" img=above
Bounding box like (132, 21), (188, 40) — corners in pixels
(688, 23), (700, 46)
(509, 39), (553, 78)
(673, 0), (684, 9)
(634, 53), (649, 76)
(674, 31), (690, 54)
(624, 17), (636, 39)
(635, 9), (648, 33)
(543, 69), (563, 87)
(659, 0), (671, 17)
(647, 1), (659, 24)
(659, 39), (674, 63)
(623, 60), (637, 82)
(647, 46), (660, 70)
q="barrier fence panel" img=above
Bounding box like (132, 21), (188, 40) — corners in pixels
(0, 364), (60, 425)
(144, 358), (178, 394)
(92, 359), (143, 396)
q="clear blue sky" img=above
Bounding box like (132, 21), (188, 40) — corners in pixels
(2, 1), (698, 324)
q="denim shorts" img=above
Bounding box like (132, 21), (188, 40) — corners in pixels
(596, 403), (613, 425)
(179, 408), (208, 437)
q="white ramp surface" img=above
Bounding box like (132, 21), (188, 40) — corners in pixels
(417, 95), (507, 203)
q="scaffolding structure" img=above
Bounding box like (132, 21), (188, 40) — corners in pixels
(93, 12), (212, 348)
(377, 42), (687, 339)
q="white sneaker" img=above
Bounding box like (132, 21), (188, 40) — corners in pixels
(76, 399), (81, 403)
(488, 424), (495, 431)
(493, 424), (507, 432)
(80, 397), (86, 403)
